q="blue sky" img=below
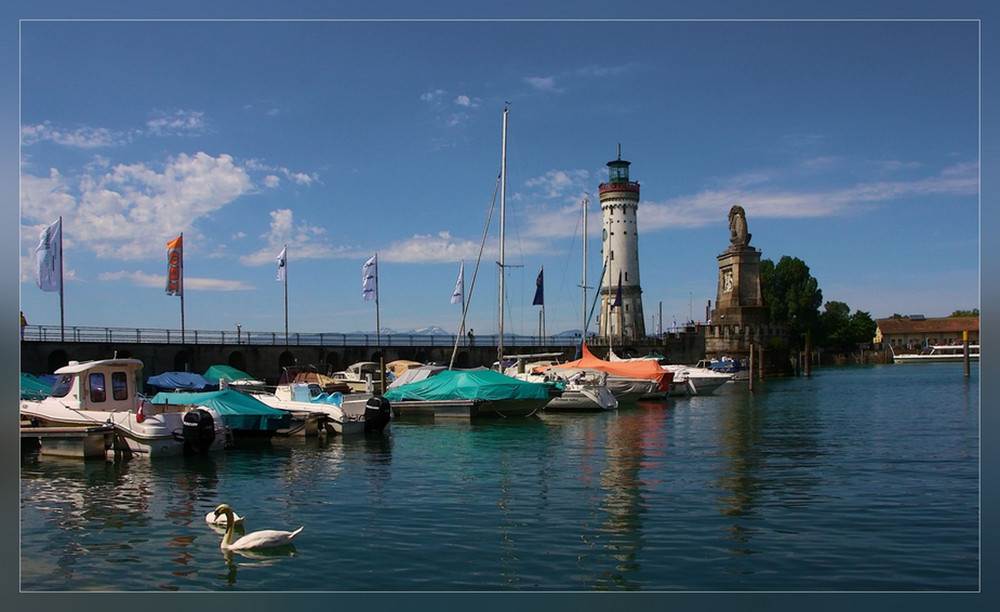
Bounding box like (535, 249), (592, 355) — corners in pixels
(17, 18), (980, 337)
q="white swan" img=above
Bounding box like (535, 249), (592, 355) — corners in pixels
(213, 503), (303, 551)
(206, 507), (245, 526)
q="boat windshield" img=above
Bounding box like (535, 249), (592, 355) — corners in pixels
(49, 374), (74, 398)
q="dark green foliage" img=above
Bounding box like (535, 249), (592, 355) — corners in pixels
(760, 256), (822, 348)
(949, 309), (979, 317)
(819, 301), (877, 352)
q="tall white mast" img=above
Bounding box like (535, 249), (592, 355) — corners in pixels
(497, 106), (508, 370)
(581, 195), (588, 338)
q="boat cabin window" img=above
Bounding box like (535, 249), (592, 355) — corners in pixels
(89, 373), (107, 402)
(50, 374), (74, 398)
(112, 371), (129, 401)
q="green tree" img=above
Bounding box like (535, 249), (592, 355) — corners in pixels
(819, 301), (877, 352)
(949, 309), (979, 317)
(761, 256), (823, 348)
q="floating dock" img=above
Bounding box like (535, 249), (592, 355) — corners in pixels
(21, 424), (113, 459)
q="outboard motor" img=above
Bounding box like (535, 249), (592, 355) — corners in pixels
(182, 408), (216, 454)
(364, 396), (393, 436)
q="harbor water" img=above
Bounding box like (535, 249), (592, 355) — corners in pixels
(19, 363), (979, 591)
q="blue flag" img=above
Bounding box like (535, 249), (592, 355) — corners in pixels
(532, 267), (544, 306)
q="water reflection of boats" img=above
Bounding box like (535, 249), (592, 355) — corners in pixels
(20, 358), (228, 458)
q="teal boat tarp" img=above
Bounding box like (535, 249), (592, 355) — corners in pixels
(150, 389), (291, 432)
(20, 372), (52, 400)
(203, 365), (259, 384)
(383, 369), (556, 402)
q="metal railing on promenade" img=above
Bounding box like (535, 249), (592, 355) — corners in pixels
(22, 324), (587, 349)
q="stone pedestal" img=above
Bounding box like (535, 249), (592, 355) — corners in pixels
(712, 246), (766, 326)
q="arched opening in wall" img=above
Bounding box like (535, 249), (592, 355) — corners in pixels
(279, 351), (297, 370)
(115, 349), (134, 359)
(324, 352), (341, 371)
(454, 351), (469, 368)
(173, 350), (191, 372)
(47, 349), (70, 373)
(228, 351), (246, 371)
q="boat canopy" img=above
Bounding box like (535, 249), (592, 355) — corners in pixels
(147, 371), (212, 392)
(385, 360), (424, 377)
(387, 365), (447, 389)
(150, 389), (291, 431)
(203, 365), (261, 385)
(383, 369), (555, 402)
(20, 372), (53, 400)
(551, 344), (672, 388)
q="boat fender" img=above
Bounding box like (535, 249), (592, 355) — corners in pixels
(136, 399), (146, 423)
(364, 396), (393, 436)
(182, 408), (217, 455)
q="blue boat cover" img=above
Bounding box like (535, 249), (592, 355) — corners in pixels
(382, 369), (555, 402)
(150, 389), (291, 431)
(147, 371), (212, 391)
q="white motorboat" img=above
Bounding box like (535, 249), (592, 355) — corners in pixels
(507, 360), (618, 411)
(892, 344), (979, 364)
(332, 361), (384, 394)
(20, 358), (228, 458)
(662, 365), (733, 396)
(245, 381), (392, 436)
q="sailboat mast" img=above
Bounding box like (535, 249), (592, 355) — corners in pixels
(497, 106), (508, 370)
(581, 195), (588, 339)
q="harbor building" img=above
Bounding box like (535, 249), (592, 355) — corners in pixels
(875, 315), (979, 350)
(598, 149), (646, 342)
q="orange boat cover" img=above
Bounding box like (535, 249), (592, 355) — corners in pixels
(551, 344), (673, 391)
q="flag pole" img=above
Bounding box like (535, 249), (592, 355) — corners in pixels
(58, 216), (65, 342)
(374, 253), (384, 394)
(179, 232), (185, 343)
(283, 243), (288, 345)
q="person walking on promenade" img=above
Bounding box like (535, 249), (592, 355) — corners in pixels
(20, 311), (27, 341)
(467, 329), (474, 346)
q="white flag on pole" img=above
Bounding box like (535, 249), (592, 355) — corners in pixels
(362, 254), (377, 301)
(35, 219), (62, 292)
(276, 245), (287, 282)
(451, 261), (465, 305)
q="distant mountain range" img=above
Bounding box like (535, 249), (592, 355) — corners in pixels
(351, 326), (585, 337)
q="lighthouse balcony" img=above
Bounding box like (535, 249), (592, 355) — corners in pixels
(599, 181), (640, 194)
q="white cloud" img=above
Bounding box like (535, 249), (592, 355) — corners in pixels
(263, 175), (281, 188)
(20, 151), (254, 260)
(99, 270), (254, 291)
(239, 208), (347, 266)
(381, 231), (489, 264)
(145, 110), (206, 136)
(524, 76), (558, 91)
(421, 89), (446, 103)
(524, 169), (590, 199)
(21, 122), (131, 148)
(455, 94), (481, 108)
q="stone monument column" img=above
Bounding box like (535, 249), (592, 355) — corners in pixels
(711, 205), (768, 327)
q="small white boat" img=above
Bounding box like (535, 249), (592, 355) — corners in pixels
(247, 381), (392, 436)
(507, 360), (618, 412)
(332, 361), (384, 394)
(20, 358), (228, 458)
(663, 365), (733, 396)
(892, 344), (979, 364)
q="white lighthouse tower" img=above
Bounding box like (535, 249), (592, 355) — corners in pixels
(599, 148), (646, 341)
